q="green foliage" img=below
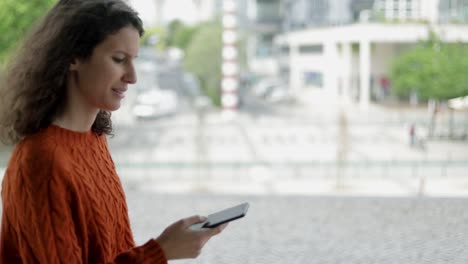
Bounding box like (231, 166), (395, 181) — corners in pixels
(236, 32), (249, 70)
(0, 0), (56, 66)
(371, 9), (386, 23)
(184, 21), (222, 106)
(391, 33), (468, 101)
(140, 26), (166, 50)
(165, 20), (197, 51)
(165, 19), (247, 107)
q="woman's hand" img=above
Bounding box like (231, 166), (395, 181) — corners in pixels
(155, 215), (228, 260)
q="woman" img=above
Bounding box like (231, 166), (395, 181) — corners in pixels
(0, 0), (225, 263)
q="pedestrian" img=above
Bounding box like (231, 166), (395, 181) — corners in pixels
(0, 0), (226, 263)
(409, 123), (416, 147)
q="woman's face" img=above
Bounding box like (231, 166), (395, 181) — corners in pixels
(69, 26), (140, 112)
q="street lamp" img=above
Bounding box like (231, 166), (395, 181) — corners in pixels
(221, 0), (239, 120)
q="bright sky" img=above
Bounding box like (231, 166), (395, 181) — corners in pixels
(129, 0), (199, 26)
(129, 0), (157, 25)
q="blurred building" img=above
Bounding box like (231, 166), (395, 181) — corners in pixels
(149, 0), (224, 25)
(350, 0), (376, 21)
(148, 0), (250, 26)
(147, 0), (467, 26)
(267, 0), (468, 109)
(374, 0), (468, 24)
(373, 0), (438, 23)
(246, 0), (376, 78)
(439, 0), (468, 23)
(276, 24), (468, 109)
(139, 0), (468, 109)
(245, 0), (282, 77)
(282, 0), (353, 30)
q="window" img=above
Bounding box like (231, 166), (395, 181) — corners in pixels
(280, 46), (290, 55)
(257, 0), (281, 22)
(299, 44), (323, 54)
(256, 34), (274, 57)
(303, 71), (323, 88)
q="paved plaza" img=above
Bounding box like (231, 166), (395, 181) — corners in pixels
(108, 101), (468, 197)
(125, 188), (468, 264)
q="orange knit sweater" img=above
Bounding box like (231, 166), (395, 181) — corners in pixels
(0, 125), (167, 264)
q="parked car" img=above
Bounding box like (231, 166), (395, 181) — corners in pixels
(252, 78), (293, 104)
(133, 47), (164, 92)
(182, 72), (213, 110)
(132, 88), (179, 119)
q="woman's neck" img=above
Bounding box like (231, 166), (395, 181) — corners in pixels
(53, 105), (99, 132)
(53, 115), (96, 133)
(54, 76), (100, 132)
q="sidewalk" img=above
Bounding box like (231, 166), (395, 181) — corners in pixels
(118, 169), (468, 198)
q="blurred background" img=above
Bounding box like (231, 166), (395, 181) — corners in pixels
(1, 0), (468, 263)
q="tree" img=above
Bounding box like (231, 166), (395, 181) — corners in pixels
(140, 26), (166, 49)
(165, 20), (197, 51)
(184, 21), (222, 106)
(391, 33), (468, 101)
(391, 33), (468, 138)
(0, 0), (56, 66)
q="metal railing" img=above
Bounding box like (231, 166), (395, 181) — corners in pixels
(115, 160), (468, 182)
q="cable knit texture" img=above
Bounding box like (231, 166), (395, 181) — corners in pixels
(0, 125), (167, 264)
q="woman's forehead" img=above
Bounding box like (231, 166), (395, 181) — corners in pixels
(97, 26), (140, 56)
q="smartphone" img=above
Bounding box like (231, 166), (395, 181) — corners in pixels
(190, 202), (250, 230)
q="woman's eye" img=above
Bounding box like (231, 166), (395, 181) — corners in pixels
(113, 57), (125, 63)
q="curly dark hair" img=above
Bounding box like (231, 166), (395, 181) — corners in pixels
(0, 0), (144, 144)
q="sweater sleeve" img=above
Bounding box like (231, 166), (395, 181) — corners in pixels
(1, 149), (167, 264)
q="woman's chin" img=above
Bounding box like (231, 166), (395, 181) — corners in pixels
(103, 103), (122, 112)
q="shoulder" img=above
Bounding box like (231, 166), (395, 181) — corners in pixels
(18, 131), (58, 162)
(98, 133), (109, 146)
(96, 134), (112, 156)
(5, 131), (71, 189)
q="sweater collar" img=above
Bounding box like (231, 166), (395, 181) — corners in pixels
(47, 124), (98, 145)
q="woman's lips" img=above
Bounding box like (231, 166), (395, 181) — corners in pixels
(112, 88), (126, 99)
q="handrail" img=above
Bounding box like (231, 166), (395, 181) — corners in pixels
(114, 160), (468, 168)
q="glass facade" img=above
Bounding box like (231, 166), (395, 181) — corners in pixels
(282, 0), (374, 30)
(439, 0), (468, 23)
(373, 0), (421, 21)
(257, 0), (282, 23)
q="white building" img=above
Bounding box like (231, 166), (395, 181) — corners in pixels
(439, 0), (468, 23)
(143, 0), (249, 26)
(138, 0), (220, 26)
(373, 0), (440, 23)
(245, 0), (282, 77)
(275, 23), (468, 109)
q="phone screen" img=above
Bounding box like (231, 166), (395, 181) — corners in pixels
(190, 202), (250, 230)
(204, 202), (249, 228)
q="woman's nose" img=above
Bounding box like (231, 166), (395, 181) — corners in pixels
(123, 64), (137, 84)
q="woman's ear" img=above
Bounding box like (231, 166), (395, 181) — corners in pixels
(69, 58), (80, 71)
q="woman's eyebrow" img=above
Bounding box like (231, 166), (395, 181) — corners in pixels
(114, 50), (138, 58)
